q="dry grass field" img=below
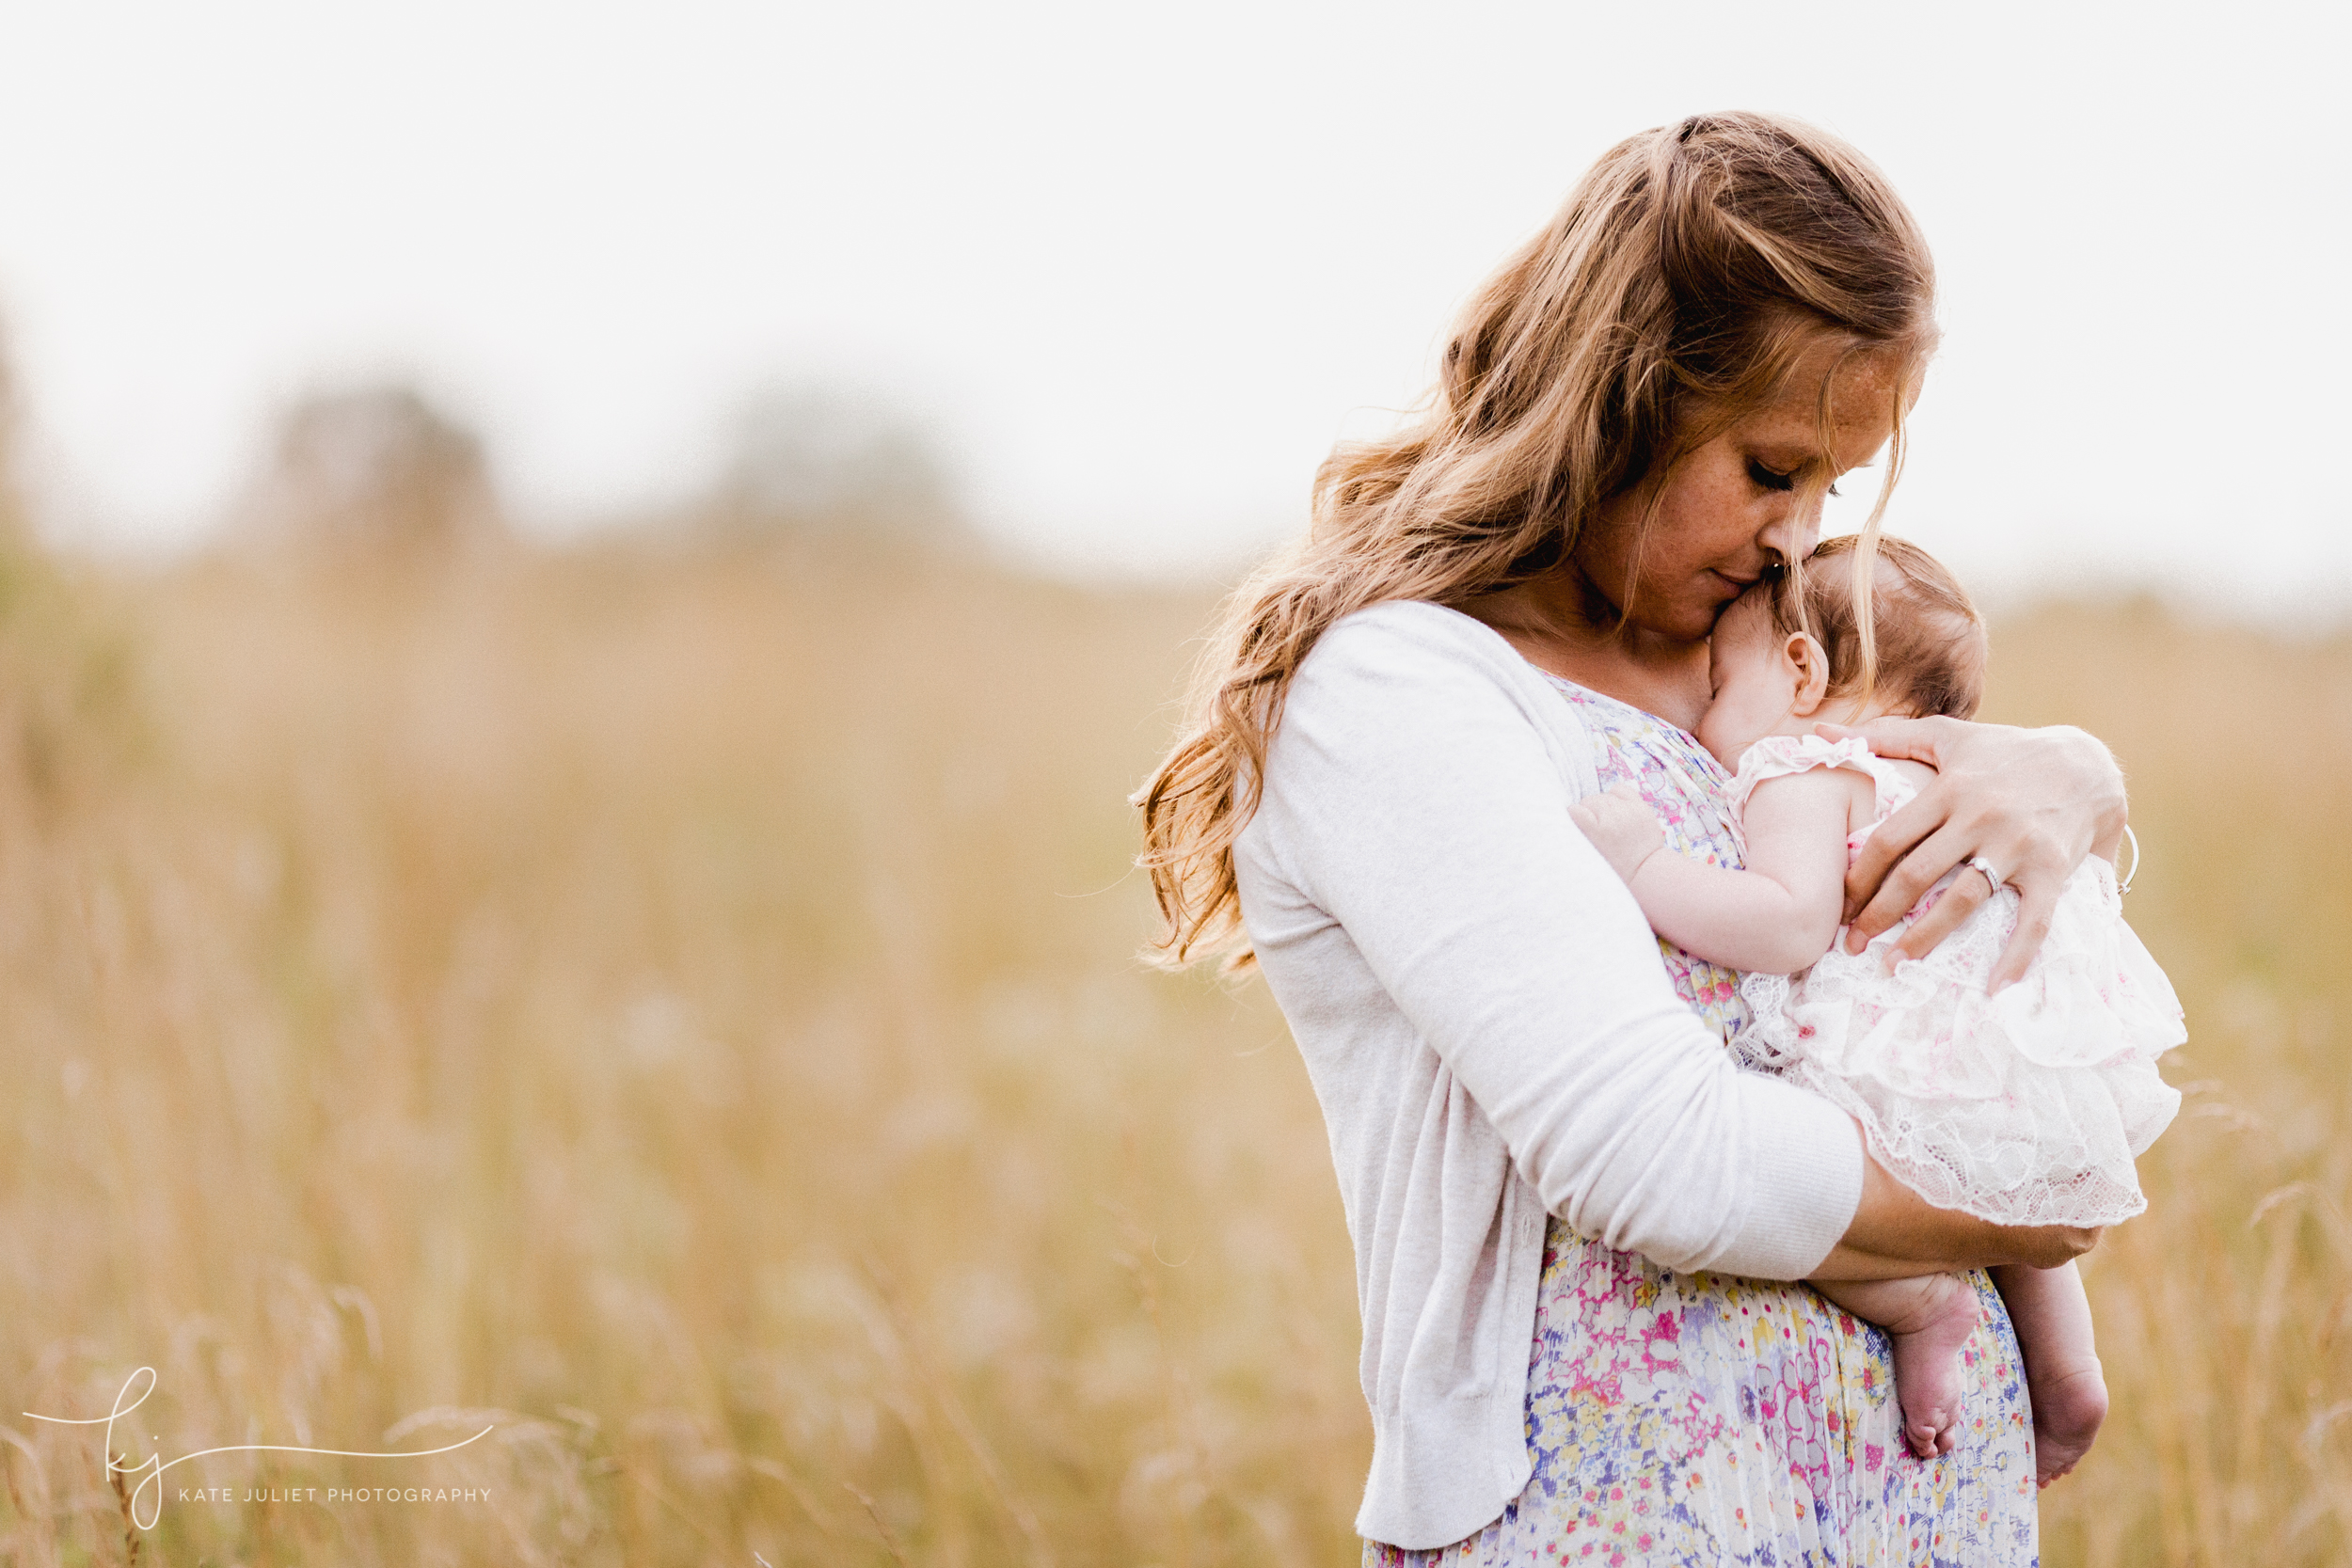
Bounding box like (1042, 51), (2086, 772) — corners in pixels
(0, 516), (2344, 1566)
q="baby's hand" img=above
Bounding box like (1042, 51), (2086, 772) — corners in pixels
(1569, 782), (1665, 884)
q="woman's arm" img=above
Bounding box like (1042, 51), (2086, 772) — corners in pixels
(1570, 770), (1866, 974)
(1820, 719), (2125, 989)
(1820, 1141), (2101, 1277)
(1250, 608), (2096, 1281)
(1252, 609), (1865, 1278)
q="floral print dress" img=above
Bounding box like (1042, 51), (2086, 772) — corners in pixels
(1371, 678), (2039, 1567)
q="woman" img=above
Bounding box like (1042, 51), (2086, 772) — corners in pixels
(1139, 113), (2120, 1560)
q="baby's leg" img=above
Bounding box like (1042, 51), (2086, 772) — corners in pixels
(1992, 1260), (2107, 1487)
(1812, 1272), (1980, 1459)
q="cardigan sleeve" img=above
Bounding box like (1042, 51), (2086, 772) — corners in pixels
(1256, 608), (1863, 1277)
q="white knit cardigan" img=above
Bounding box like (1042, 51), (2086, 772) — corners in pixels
(1233, 600), (1865, 1549)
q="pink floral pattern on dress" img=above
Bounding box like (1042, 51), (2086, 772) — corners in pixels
(1368, 679), (2038, 1566)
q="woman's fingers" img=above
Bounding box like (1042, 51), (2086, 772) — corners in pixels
(1994, 1224), (2102, 1270)
(1818, 714), (1965, 768)
(1841, 791), (1943, 927)
(1991, 874), (2060, 990)
(1880, 857), (1994, 965)
(1830, 717), (2124, 974)
(1843, 814), (1967, 948)
(1845, 810), (2068, 980)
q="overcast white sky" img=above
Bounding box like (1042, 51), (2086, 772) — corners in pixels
(0, 0), (2344, 612)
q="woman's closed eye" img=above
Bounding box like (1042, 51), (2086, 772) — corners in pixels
(1747, 458), (1840, 498)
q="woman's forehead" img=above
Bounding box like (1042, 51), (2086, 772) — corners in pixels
(1740, 361), (1899, 458)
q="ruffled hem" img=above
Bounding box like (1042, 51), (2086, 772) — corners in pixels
(1732, 857), (2186, 1228)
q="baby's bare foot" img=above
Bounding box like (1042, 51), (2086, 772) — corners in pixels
(1884, 1274), (1981, 1460)
(2029, 1359), (2108, 1488)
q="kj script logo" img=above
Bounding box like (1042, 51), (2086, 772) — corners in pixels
(26, 1367), (494, 1529)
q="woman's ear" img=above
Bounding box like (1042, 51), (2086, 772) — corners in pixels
(1786, 632), (1833, 716)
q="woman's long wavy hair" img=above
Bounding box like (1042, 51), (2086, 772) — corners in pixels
(1138, 111), (1940, 970)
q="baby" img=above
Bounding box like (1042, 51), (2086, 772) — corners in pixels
(1570, 533), (2185, 1486)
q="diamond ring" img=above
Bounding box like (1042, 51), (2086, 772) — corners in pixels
(1966, 854), (2005, 894)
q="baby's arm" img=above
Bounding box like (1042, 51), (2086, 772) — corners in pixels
(1569, 768), (1869, 974)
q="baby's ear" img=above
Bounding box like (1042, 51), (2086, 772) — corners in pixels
(1786, 632), (1832, 716)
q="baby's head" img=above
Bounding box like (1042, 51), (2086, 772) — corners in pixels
(1693, 533), (1987, 769)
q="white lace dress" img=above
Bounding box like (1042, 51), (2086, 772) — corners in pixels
(1728, 734), (2186, 1228)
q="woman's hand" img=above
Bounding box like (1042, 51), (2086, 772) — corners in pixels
(1816, 716), (2126, 990)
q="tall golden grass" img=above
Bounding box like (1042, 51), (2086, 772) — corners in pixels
(0, 527), (2343, 1566)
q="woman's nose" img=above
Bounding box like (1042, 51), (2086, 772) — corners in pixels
(1760, 507), (1820, 569)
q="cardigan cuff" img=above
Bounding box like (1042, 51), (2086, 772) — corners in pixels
(1712, 1074), (1866, 1279)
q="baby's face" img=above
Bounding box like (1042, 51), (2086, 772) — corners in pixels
(1694, 584), (1803, 769)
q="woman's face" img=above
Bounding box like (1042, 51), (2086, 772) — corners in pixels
(1575, 342), (1904, 644)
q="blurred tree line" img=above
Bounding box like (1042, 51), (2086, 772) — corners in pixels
(234, 375), (972, 563)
